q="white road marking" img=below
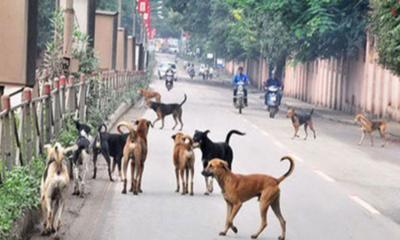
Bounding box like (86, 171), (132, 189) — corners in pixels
(261, 130), (270, 137)
(349, 196), (381, 215)
(314, 170), (335, 183)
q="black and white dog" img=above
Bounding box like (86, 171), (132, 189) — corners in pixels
(70, 120), (93, 197)
(192, 129), (245, 195)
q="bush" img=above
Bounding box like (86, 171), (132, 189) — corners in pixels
(0, 156), (45, 239)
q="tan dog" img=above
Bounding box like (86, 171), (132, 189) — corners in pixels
(40, 143), (71, 236)
(354, 113), (387, 147)
(118, 121), (139, 195)
(134, 118), (152, 193)
(287, 108), (316, 140)
(137, 88), (161, 104)
(203, 156), (294, 239)
(172, 132), (195, 195)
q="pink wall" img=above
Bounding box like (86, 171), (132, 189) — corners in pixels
(226, 37), (400, 121)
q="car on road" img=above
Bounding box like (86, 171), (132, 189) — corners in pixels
(158, 63), (177, 80)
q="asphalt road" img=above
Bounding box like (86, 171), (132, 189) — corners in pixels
(33, 53), (400, 240)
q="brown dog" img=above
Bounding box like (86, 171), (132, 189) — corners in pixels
(40, 143), (71, 236)
(134, 118), (152, 193)
(137, 88), (161, 104)
(203, 156), (294, 239)
(172, 132), (195, 195)
(354, 113), (387, 147)
(287, 108), (316, 140)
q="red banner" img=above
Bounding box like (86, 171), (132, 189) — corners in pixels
(137, 0), (148, 14)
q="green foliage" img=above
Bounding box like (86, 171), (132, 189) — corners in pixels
(370, 0), (400, 75)
(37, 0), (56, 52)
(57, 119), (79, 146)
(0, 156), (45, 239)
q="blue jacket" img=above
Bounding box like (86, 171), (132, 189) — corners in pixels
(232, 73), (249, 86)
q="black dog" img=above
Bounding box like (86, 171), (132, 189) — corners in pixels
(92, 124), (128, 181)
(74, 119), (92, 136)
(192, 129), (245, 194)
(148, 94), (187, 130)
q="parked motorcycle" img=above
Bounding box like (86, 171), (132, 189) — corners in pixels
(235, 82), (246, 114)
(165, 72), (174, 91)
(265, 85), (281, 118)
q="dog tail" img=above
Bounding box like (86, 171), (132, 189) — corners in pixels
(225, 130), (245, 144)
(179, 94), (187, 107)
(310, 108), (314, 116)
(277, 156), (295, 183)
(117, 121), (135, 134)
(98, 123), (108, 133)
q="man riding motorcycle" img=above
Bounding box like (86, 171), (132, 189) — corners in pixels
(264, 74), (283, 105)
(232, 66), (249, 106)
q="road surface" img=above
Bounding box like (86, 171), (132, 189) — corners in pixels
(32, 53), (400, 240)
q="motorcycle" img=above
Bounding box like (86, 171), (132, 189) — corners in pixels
(165, 73), (174, 91)
(265, 85), (281, 118)
(188, 68), (195, 80)
(235, 82), (246, 114)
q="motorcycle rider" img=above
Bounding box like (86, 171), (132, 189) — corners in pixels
(232, 66), (249, 106)
(264, 73), (283, 105)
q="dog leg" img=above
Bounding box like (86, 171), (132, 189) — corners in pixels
(129, 160), (135, 192)
(175, 168), (180, 193)
(190, 167), (194, 196)
(178, 112), (184, 131)
(358, 130), (366, 145)
(161, 117), (165, 129)
(380, 128), (387, 147)
(92, 151), (98, 179)
(292, 126), (299, 139)
(121, 156), (129, 194)
(209, 177), (214, 193)
(172, 114), (178, 130)
(180, 169), (185, 195)
(152, 117), (161, 128)
(204, 177), (209, 195)
(271, 194), (286, 240)
(138, 163), (144, 193)
(220, 202), (232, 236)
(185, 167), (189, 194)
(309, 121), (317, 139)
(220, 203), (241, 236)
(54, 198), (65, 234)
(303, 124), (308, 140)
(251, 198), (271, 239)
(102, 150), (114, 182)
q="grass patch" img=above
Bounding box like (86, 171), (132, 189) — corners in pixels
(0, 156), (45, 239)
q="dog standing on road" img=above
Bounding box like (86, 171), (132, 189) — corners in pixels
(149, 94), (187, 130)
(40, 143), (71, 236)
(203, 156), (294, 239)
(133, 118), (152, 193)
(172, 132), (195, 195)
(137, 88), (161, 104)
(92, 124), (128, 181)
(287, 108), (316, 140)
(354, 113), (387, 147)
(70, 134), (91, 197)
(192, 129), (245, 195)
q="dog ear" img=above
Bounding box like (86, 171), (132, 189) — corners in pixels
(204, 130), (210, 135)
(147, 121), (153, 128)
(171, 134), (176, 140)
(43, 144), (52, 155)
(134, 120), (139, 125)
(220, 161), (229, 171)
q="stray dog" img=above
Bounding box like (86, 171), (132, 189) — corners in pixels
(287, 108), (316, 140)
(137, 88), (161, 104)
(172, 132), (195, 195)
(70, 133), (91, 197)
(92, 124), (128, 181)
(117, 122), (143, 195)
(40, 143), (71, 236)
(132, 119), (152, 193)
(149, 94), (187, 130)
(354, 113), (387, 147)
(203, 156), (294, 239)
(193, 129), (245, 195)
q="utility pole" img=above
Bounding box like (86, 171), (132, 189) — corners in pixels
(63, 0), (74, 58)
(118, 0), (123, 27)
(132, 0), (136, 36)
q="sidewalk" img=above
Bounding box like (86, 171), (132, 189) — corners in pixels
(283, 97), (400, 138)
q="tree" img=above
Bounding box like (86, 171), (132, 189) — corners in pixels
(370, 0), (400, 75)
